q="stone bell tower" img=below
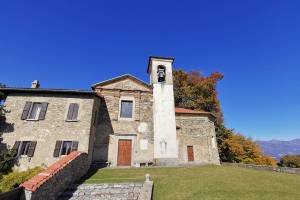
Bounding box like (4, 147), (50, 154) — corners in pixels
(147, 56), (178, 165)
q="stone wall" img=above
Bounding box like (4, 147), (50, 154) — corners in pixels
(223, 162), (300, 175)
(21, 151), (90, 200)
(176, 115), (220, 165)
(59, 183), (143, 200)
(93, 89), (154, 167)
(2, 93), (99, 170)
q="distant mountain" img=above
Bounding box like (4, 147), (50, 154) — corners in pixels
(257, 139), (300, 161)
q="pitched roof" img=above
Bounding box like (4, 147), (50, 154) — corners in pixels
(91, 74), (152, 90)
(0, 87), (95, 96)
(175, 107), (216, 118)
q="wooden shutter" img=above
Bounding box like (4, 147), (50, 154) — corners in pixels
(67, 104), (74, 120)
(53, 141), (62, 157)
(71, 141), (79, 152)
(67, 103), (79, 121)
(27, 141), (37, 157)
(11, 141), (21, 155)
(21, 102), (32, 120)
(38, 102), (48, 120)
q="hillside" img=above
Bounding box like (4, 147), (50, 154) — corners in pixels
(257, 139), (300, 160)
(82, 165), (300, 200)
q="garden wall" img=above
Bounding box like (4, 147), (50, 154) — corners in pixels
(21, 151), (90, 200)
(222, 162), (300, 175)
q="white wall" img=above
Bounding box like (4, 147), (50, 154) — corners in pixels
(149, 58), (178, 159)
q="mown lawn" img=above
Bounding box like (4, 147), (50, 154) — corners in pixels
(82, 165), (300, 200)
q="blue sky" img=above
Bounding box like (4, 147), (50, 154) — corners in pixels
(1, 0), (300, 140)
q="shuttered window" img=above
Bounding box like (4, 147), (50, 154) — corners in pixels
(53, 140), (79, 157)
(120, 100), (133, 118)
(21, 102), (48, 120)
(66, 103), (79, 121)
(28, 103), (42, 120)
(12, 141), (37, 157)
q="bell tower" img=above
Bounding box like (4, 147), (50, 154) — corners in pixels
(147, 56), (178, 165)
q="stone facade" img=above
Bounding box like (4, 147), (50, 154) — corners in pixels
(176, 115), (220, 165)
(0, 56), (220, 169)
(1, 92), (100, 170)
(93, 80), (154, 167)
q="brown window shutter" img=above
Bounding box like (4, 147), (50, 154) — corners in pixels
(71, 141), (79, 152)
(53, 140), (62, 157)
(11, 141), (21, 155)
(27, 141), (37, 157)
(72, 103), (79, 120)
(67, 103), (74, 120)
(21, 102), (32, 120)
(38, 102), (48, 120)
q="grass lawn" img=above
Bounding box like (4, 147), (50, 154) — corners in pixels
(82, 165), (300, 200)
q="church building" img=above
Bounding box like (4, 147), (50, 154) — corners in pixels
(0, 56), (220, 170)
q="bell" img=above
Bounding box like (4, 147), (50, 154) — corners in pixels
(157, 69), (166, 82)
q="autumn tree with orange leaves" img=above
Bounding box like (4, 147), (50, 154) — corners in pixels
(173, 69), (277, 166)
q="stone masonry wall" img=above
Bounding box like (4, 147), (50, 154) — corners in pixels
(176, 115), (220, 165)
(59, 183), (143, 200)
(2, 93), (98, 170)
(93, 89), (154, 166)
(21, 151), (90, 200)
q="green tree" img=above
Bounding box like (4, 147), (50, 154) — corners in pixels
(280, 155), (300, 168)
(0, 83), (16, 177)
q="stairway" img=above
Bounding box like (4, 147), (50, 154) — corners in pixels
(58, 183), (143, 200)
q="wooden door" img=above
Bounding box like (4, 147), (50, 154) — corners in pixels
(187, 146), (194, 162)
(117, 140), (132, 166)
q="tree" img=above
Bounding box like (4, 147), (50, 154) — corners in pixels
(0, 83), (16, 176)
(224, 134), (277, 166)
(173, 69), (224, 124)
(173, 69), (277, 166)
(280, 155), (300, 168)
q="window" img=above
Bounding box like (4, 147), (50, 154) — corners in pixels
(21, 102), (48, 120)
(120, 100), (133, 118)
(28, 103), (42, 120)
(61, 141), (72, 155)
(19, 141), (31, 155)
(11, 141), (37, 157)
(66, 103), (79, 121)
(53, 140), (78, 157)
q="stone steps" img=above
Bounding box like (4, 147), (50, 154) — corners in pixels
(58, 183), (143, 200)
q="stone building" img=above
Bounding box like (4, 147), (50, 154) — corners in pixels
(0, 87), (100, 170)
(0, 56), (220, 170)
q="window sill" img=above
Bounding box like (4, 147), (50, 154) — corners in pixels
(118, 117), (135, 121)
(65, 120), (79, 122)
(26, 119), (39, 121)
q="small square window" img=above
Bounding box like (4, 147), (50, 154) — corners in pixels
(60, 141), (72, 155)
(120, 100), (133, 118)
(28, 103), (42, 120)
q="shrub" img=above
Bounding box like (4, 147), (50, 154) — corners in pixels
(0, 149), (16, 176)
(0, 167), (43, 193)
(280, 155), (300, 168)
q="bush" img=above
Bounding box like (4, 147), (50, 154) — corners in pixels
(0, 167), (43, 193)
(280, 155), (300, 168)
(224, 134), (277, 167)
(0, 149), (16, 175)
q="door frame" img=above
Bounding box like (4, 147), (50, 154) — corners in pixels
(187, 145), (194, 162)
(115, 134), (136, 167)
(117, 139), (132, 166)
